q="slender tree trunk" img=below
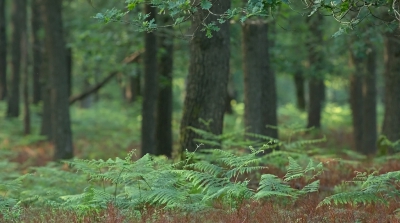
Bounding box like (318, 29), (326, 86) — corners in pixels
(382, 25), (400, 144)
(7, 0), (26, 118)
(42, 0), (73, 160)
(141, 4), (158, 156)
(0, 0), (6, 100)
(293, 70), (306, 111)
(362, 47), (377, 155)
(66, 46), (72, 97)
(306, 14), (325, 129)
(31, 0), (43, 104)
(349, 52), (364, 152)
(242, 19), (278, 145)
(179, 0), (230, 155)
(21, 26), (30, 135)
(156, 17), (173, 157)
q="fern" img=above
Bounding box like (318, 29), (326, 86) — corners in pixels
(318, 170), (400, 207)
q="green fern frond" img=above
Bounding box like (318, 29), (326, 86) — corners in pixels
(318, 191), (386, 207)
(254, 174), (295, 199)
(300, 180), (320, 194)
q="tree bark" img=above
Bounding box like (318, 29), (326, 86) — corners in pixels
(7, 0), (26, 118)
(242, 19), (278, 146)
(31, 0), (43, 104)
(21, 25), (30, 135)
(0, 0), (6, 100)
(156, 17), (173, 157)
(349, 53), (364, 152)
(293, 70), (306, 111)
(382, 25), (400, 144)
(179, 0), (230, 155)
(42, 0), (73, 160)
(306, 13), (325, 129)
(362, 47), (377, 155)
(141, 4), (158, 156)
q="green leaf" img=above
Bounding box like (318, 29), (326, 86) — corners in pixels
(201, 0), (212, 10)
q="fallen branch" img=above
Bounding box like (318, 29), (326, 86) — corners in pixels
(68, 50), (144, 105)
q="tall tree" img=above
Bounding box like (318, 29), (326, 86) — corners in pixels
(156, 17), (174, 157)
(141, 4), (158, 156)
(179, 0), (231, 155)
(242, 18), (278, 148)
(7, 0), (26, 117)
(293, 70), (306, 111)
(349, 43), (377, 155)
(0, 0), (6, 100)
(21, 22), (30, 135)
(349, 52), (364, 152)
(362, 46), (377, 155)
(42, 0), (73, 160)
(382, 23), (400, 145)
(306, 13), (325, 129)
(31, 0), (43, 104)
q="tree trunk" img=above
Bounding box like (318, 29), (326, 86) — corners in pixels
(31, 0), (43, 104)
(7, 0), (26, 118)
(42, 0), (73, 160)
(21, 25), (30, 135)
(179, 0), (230, 155)
(66, 46), (72, 97)
(362, 47), (377, 155)
(242, 19), (278, 145)
(141, 4), (158, 156)
(0, 0), (6, 100)
(349, 53), (364, 152)
(382, 25), (400, 144)
(156, 17), (173, 157)
(306, 14), (325, 129)
(293, 70), (306, 111)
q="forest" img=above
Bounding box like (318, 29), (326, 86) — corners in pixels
(1, 0), (400, 222)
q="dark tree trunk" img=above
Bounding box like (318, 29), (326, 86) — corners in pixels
(293, 70), (306, 111)
(141, 4), (158, 156)
(0, 0), (6, 100)
(179, 0), (230, 155)
(362, 47), (377, 155)
(31, 0), (43, 104)
(349, 42), (377, 155)
(42, 0), (73, 160)
(40, 41), (52, 139)
(242, 19), (278, 144)
(156, 17), (173, 157)
(382, 25), (400, 144)
(225, 76), (235, 114)
(7, 0), (26, 118)
(306, 14), (325, 129)
(129, 66), (141, 102)
(349, 53), (364, 152)
(21, 26), (30, 135)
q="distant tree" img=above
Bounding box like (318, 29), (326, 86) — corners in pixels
(0, 0), (6, 100)
(306, 13), (325, 129)
(156, 16), (174, 157)
(242, 18), (278, 148)
(7, 0), (26, 118)
(21, 19), (30, 135)
(382, 23), (400, 145)
(42, 0), (73, 160)
(349, 43), (377, 155)
(141, 4), (158, 156)
(179, 0), (231, 155)
(293, 70), (306, 111)
(31, 0), (43, 104)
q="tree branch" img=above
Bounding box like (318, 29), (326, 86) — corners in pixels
(68, 50), (144, 105)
